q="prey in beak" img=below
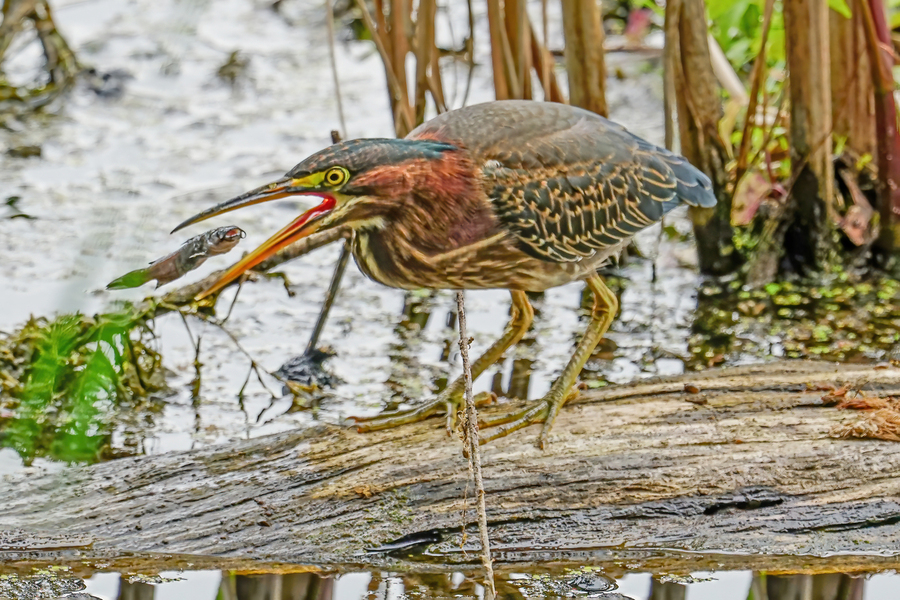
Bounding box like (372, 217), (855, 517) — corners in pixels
(172, 176), (339, 300)
(171, 137), (441, 301)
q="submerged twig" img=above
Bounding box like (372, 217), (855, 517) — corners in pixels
(456, 291), (495, 600)
(165, 305), (279, 400)
(177, 312), (203, 404)
(219, 281), (243, 324)
(306, 131), (350, 353)
(0, 0), (78, 109)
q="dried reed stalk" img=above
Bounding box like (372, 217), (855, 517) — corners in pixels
(354, 0), (415, 135)
(528, 17), (564, 103)
(561, 0), (608, 116)
(486, 0), (512, 99)
(504, 0), (531, 99)
(414, 0), (436, 123)
(356, 0), (448, 136)
(829, 0), (876, 159)
(859, 0), (900, 252)
(783, 0), (835, 266)
(665, 0), (736, 275)
(540, 0), (550, 100)
(735, 0), (775, 180)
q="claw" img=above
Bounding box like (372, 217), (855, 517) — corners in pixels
(445, 400), (457, 436)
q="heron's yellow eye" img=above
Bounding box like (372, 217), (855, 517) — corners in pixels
(323, 167), (348, 187)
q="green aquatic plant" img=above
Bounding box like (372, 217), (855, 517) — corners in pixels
(0, 307), (165, 465)
(689, 275), (900, 368)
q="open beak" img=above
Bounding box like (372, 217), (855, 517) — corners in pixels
(172, 178), (336, 300)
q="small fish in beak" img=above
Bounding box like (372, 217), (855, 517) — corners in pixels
(107, 226), (246, 290)
(172, 176), (339, 300)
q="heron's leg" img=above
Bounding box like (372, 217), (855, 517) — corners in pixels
(480, 274), (618, 449)
(352, 290), (534, 433)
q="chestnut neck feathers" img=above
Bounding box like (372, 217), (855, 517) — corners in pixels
(345, 140), (498, 254)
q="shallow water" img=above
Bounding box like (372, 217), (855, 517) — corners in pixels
(0, 0), (680, 473)
(2, 567), (898, 600)
(2, 0), (900, 596)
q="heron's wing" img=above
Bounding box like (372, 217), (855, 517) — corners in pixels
(410, 100), (715, 263)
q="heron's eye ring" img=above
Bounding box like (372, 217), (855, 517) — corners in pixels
(324, 168), (347, 186)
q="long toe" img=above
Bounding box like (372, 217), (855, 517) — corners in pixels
(349, 400), (447, 432)
(349, 388), (471, 434)
(538, 387), (581, 449)
(476, 385), (579, 447)
(478, 400), (551, 444)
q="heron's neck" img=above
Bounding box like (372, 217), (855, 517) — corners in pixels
(398, 152), (496, 252)
(345, 148), (497, 251)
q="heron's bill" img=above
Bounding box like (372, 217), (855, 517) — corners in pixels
(171, 180), (336, 300)
(171, 179), (295, 234)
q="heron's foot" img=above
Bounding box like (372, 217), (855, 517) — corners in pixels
(350, 390), (497, 435)
(478, 385), (581, 449)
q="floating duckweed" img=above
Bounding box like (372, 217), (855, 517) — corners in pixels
(689, 274), (900, 369)
(773, 293), (803, 306)
(813, 325), (833, 342)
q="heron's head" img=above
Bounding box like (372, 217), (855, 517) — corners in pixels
(172, 138), (460, 299)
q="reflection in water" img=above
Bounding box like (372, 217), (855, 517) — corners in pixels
(383, 287), (544, 411)
(505, 292), (543, 401)
(218, 573), (333, 600)
(689, 277), (900, 369)
(649, 579), (685, 600)
(96, 571), (887, 600)
(117, 580), (154, 600)
(758, 574), (864, 600)
(384, 290), (439, 411)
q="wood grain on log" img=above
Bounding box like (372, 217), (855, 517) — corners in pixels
(2, 361), (900, 576)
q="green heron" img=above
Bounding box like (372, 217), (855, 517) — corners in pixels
(173, 100), (715, 447)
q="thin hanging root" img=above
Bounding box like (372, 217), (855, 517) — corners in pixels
(456, 290), (496, 600)
(446, 391), (496, 432)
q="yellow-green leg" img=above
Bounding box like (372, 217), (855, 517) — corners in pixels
(480, 274), (618, 449)
(352, 290), (535, 433)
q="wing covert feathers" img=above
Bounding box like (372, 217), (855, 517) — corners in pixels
(412, 100), (715, 263)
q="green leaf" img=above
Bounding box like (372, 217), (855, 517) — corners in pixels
(828, 0), (852, 18)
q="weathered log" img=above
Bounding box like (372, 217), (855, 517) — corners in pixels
(2, 361), (900, 577)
